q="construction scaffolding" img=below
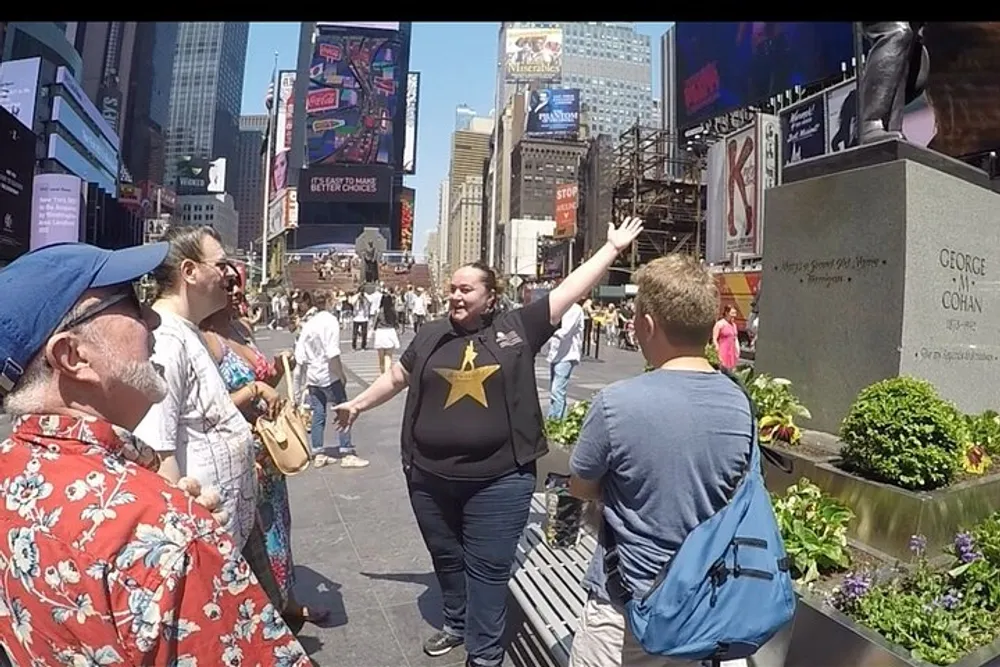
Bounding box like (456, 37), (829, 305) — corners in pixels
(611, 123), (704, 271)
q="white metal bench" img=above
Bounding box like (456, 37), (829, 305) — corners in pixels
(508, 493), (597, 667)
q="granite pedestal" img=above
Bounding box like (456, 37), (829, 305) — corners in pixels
(756, 143), (1000, 434)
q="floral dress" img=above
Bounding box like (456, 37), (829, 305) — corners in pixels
(216, 341), (296, 607)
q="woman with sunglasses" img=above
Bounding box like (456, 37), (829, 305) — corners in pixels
(201, 267), (329, 632)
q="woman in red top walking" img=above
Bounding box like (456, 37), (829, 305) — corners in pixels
(713, 304), (741, 369)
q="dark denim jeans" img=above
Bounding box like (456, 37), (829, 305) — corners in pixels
(306, 381), (352, 454)
(408, 464), (535, 667)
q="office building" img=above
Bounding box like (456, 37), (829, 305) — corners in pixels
(177, 192), (239, 251)
(71, 22), (137, 149)
(449, 176), (484, 272)
(434, 178), (449, 285)
(455, 104), (476, 131)
(447, 122), (492, 272)
(509, 137), (588, 220)
(498, 22), (654, 142)
(659, 26), (680, 178)
(122, 22), (178, 186)
(164, 22), (249, 190)
(2, 22), (82, 78)
(234, 113), (267, 250)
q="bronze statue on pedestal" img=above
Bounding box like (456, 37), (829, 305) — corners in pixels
(859, 22), (930, 144)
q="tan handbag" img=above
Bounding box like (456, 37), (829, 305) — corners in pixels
(254, 355), (312, 476)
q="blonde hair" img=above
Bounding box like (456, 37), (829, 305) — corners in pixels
(633, 254), (719, 347)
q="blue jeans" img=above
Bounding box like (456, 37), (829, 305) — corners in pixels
(306, 381), (353, 454)
(408, 465), (535, 667)
(547, 359), (577, 421)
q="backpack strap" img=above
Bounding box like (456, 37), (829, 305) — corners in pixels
(601, 368), (766, 605)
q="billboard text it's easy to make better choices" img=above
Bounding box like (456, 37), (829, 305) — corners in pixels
(505, 27), (562, 83)
(306, 30), (403, 167)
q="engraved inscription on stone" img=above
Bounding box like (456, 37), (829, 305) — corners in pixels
(773, 255), (887, 286)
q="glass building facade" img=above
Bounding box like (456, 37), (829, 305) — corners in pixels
(164, 22), (248, 189)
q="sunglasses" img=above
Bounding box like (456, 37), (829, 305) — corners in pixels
(57, 284), (143, 333)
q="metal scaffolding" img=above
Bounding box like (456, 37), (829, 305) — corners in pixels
(611, 123), (704, 271)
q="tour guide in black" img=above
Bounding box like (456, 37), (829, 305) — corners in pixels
(332, 218), (644, 667)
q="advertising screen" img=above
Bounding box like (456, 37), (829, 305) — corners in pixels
(31, 173), (83, 250)
(0, 105), (36, 261)
(51, 96), (119, 176)
(47, 134), (117, 196)
(779, 93), (826, 165)
(505, 27), (563, 82)
(175, 156), (227, 195)
(554, 182), (578, 239)
(299, 165), (393, 204)
(277, 71), (296, 154)
(317, 22), (400, 32)
(675, 22), (853, 130)
(305, 31), (402, 166)
(403, 72), (419, 174)
(526, 88), (580, 136)
(399, 186), (414, 251)
(0, 57), (41, 132)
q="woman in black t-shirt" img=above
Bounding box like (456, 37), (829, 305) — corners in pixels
(332, 218), (644, 667)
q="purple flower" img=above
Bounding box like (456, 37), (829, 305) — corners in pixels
(934, 590), (963, 611)
(909, 534), (927, 557)
(954, 532), (982, 564)
(834, 571), (873, 608)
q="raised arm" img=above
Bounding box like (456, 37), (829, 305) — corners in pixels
(547, 217), (643, 326)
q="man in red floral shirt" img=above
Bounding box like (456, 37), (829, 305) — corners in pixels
(0, 243), (310, 666)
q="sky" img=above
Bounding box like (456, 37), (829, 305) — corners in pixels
(241, 22), (673, 256)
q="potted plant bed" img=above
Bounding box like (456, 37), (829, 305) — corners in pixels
(760, 430), (841, 495)
(802, 459), (1000, 562)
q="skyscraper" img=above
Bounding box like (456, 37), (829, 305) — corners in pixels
(499, 22), (654, 142)
(122, 22), (177, 186)
(455, 104), (476, 131)
(234, 114), (267, 251)
(164, 22), (249, 189)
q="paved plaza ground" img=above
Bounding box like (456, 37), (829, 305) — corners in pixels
(0, 325), (643, 665)
(251, 326), (644, 666)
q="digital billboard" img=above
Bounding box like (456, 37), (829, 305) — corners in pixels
(0, 105), (36, 261)
(276, 71), (296, 154)
(306, 30), (402, 166)
(403, 72), (419, 174)
(31, 174), (83, 250)
(526, 89), (580, 136)
(175, 156), (227, 195)
(317, 22), (400, 32)
(505, 27), (563, 82)
(299, 165), (393, 204)
(398, 186), (414, 251)
(0, 57), (41, 132)
(674, 22), (853, 130)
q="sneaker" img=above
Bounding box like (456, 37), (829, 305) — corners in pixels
(340, 454), (370, 469)
(423, 630), (463, 657)
(313, 454), (332, 468)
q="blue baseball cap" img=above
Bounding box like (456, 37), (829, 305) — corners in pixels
(0, 242), (170, 394)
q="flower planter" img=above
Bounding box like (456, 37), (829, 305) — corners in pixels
(763, 433), (1000, 561)
(783, 592), (1000, 667)
(760, 430), (841, 495)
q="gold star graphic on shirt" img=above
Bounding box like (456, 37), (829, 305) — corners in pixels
(433, 341), (500, 409)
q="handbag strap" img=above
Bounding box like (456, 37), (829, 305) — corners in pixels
(282, 354), (295, 402)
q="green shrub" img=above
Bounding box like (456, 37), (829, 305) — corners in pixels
(772, 478), (853, 584)
(545, 400), (591, 449)
(840, 377), (964, 490)
(704, 343), (720, 368)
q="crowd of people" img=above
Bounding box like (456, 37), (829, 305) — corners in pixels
(0, 216), (780, 667)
